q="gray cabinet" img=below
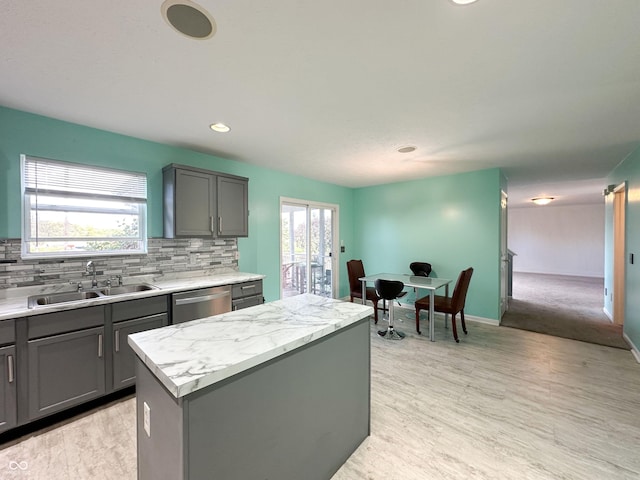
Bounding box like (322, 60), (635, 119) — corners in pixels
(26, 305), (106, 421)
(170, 168), (216, 237)
(27, 326), (105, 420)
(232, 279), (264, 310)
(0, 344), (17, 434)
(217, 175), (248, 237)
(163, 164), (248, 238)
(111, 295), (168, 391)
(113, 314), (167, 390)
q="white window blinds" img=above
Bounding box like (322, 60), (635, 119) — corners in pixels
(22, 156), (147, 202)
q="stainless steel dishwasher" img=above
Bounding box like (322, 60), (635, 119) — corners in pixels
(171, 285), (232, 324)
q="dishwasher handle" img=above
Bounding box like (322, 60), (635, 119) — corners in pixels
(174, 291), (231, 306)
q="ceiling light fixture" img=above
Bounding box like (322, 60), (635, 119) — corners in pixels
(397, 146), (416, 153)
(450, 0), (479, 5)
(161, 0), (216, 40)
(210, 123), (230, 133)
(531, 197), (554, 206)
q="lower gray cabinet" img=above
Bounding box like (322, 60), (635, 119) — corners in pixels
(0, 345), (17, 434)
(113, 313), (167, 390)
(27, 326), (105, 421)
(232, 279), (264, 311)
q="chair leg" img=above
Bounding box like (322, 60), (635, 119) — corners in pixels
(415, 306), (421, 335)
(451, 313), (459, 343)
(461, 309), (467, 335)
(372, 299), (379, 324)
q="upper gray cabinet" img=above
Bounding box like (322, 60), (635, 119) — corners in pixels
(163, 164), (249, 238)
(217, 175), (248, 237)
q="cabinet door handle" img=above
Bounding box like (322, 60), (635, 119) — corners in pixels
(7, 355), (14, 383)
(241, 285), (256, 290)
(174, 291), (230, 305)
(115, 330), (120, 353)
(98, 334), (103, 358)
(210, 216), (215, 233)
(218, 216), (222, 233)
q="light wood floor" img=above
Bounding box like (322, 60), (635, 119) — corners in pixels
(1, 315), (639, 479)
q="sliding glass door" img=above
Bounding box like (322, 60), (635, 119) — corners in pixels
(280, 199), (338, 299)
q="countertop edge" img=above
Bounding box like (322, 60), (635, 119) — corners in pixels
(0, 272), (266, 321)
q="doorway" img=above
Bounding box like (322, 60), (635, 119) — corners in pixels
(280, 198), (338, 299)
(502, 200), (628, 349)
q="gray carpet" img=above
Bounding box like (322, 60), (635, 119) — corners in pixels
(501, 272), (630, 350)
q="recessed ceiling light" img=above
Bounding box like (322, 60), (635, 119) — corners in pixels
(161, 0), (216, 40)
(450, 0), (479, 5)
(531, 197), (554, 206)
(398, 146), (416, 153)
(210, 123), (230, 133)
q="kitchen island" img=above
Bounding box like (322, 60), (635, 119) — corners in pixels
(128, 294), (373, 480)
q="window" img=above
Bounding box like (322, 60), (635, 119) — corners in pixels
(21, 155), (147, 258)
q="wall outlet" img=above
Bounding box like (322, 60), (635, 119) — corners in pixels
(143, 401), (151, 437)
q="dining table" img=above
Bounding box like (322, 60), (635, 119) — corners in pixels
(359, 273), (452, 341)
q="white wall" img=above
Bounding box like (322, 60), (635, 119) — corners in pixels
(508, 204), (604, 277)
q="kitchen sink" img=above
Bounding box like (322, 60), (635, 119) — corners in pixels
(27, 283), (160, 308)
(28, 289), (107, 308)
(103, 284), (159, 295)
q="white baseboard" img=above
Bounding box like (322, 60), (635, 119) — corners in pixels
(623, 332), (640, 364)
(467, 315), (500, 326)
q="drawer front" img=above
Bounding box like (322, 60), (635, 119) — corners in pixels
(0, 319), (15, 345)
(232, 295), (264, 311)
(28, 306), (105, 340)
(111, 295), (168, 322)
(231, 280), (263, 300)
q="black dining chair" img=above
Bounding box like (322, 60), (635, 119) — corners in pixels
(375, 279), (406, 340)
(406, 262), (432, 312)
(410, 262), (432, 277)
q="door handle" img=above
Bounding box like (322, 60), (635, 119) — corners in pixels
(7, 355), (14, 383)
(98, 333), (103, 358)
(115, 330), (120, 353)
(174, 292), (230, 305)
(218, 216), (222, 233)
(210, 216), (215, 233)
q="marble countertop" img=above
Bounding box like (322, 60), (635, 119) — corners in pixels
(128, 293), (373, 398)
(0, 271), (265, 321)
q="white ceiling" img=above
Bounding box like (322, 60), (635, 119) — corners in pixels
(2, 1), (639, 207)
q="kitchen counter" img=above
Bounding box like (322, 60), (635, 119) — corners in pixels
(129, 293), (373, 398)
(0, 271), (265, 321)
(132, 293), (373, 480)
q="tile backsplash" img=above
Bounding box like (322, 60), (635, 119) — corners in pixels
(0, 237), (238, 291)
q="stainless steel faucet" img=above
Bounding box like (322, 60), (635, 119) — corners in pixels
(86, 260), (98, 288)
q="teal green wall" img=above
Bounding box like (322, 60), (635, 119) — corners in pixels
(353, 168), (503, 320)
(0, 106), (355, 302)
(606, 146), (640, 350)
